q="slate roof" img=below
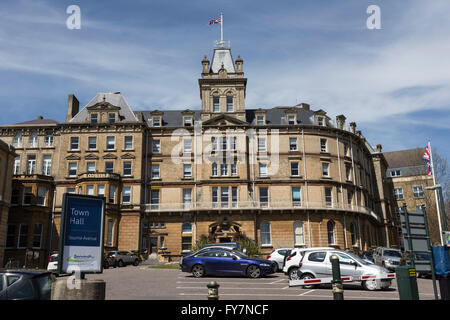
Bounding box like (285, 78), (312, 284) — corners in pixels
(210, 48), (236, 73)
(14, 119), (59, 126)
(70, 92), (139, 123)
(383, 148), (426, 168)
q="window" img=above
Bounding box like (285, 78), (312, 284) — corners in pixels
(213, 96), (220, 112)
(37, 187), (46, 206)
(413, 186), (424, 198)
(182, 236), (192, 252)
(183, 117), (193, 127)
(183, 138), (192, 153)
(292, 187), (301, 207)
(220, 137), (227, 151)
(44, 131), (53, 147)
(183, 164), (192, 178)
(107, 219), (114, 247)
(42, 155), (52, 176)
(182, 189), (192, 209)
(98, 185), (105, 197)
(317, 117), (324, 126)
(391, 170), (401, 177)
(322, 163), (330, 177)
(23, 187), (33, 205)
(287, 115), (295, 125)
(211, 163), (218, 176)
(350, 223), (357, 246)
(105, 161), (114, 173)
(88, 137), (97, 150)
(109, 185), (116, 203)
(29, 132), (38, 147)
(291, 162), (299, 176)
(327, 220), (335, 245)
(66, 188), (76, 194)
(346, 166), (352, 181)
(150, 189), (159, 209)
(212, 187), (218, 207)
(13, 132), (23, 147)
(325, 187), (333, 207)
(309, 252), (327, 262)
(260, 221), (271, 246)
(232, 187), (238, 208)
(220, 163), (228, 176)
(211, 137), (217, 152)
(289, 138), (297, 151)
(18, 224), (28, 248)
(13, 156), (20, 175)
(257, 138), (266, 152)
(320, 139), (327, 152)
(123, 161), (132, 176)
(32, 224), (43, 248)
(86, 185), (94, 196)
(343, 143), (349, 156)
(86, 162), (96, 173)
(152, 140), (161, 153)
(70, 137), (79, 150)
(106, 137), (115, 150)
(294, 221), (305, 246)
(220, 187), (229, 208)
(259, 187), (269, 207)
(151, 164), (160, 179)
(124, 136), (133, 150)
(347, 191), (353, 206)
(226, 96), (234, 112)
(160, 236), (165, 248)
(68, 162), (77, 177)
(231, 163), (237, 176)
(6, 225), (16, 248)
(152, 117), (161, 127)
(230, 137), (237, 150)
(26, 155), (36, 174)
(11, 189), (19, 205)
(256, 115), (265, 125)
(90, 113), (98, 124)
(259, 163), (268, 177)
(394, 188), (404, 200)
(122, 187), (131, 204)
(182, 222), (192, 234)
(108, 113), (115, 124)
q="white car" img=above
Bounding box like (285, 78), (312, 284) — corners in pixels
(47, 254), (58, 272)
(267, 248), (293, 271)
(283, 247), (334, 280)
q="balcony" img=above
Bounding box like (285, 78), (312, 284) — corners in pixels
(143, 201), (381, 222)
(77, 172), (121, 180)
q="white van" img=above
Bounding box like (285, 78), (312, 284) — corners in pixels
(283, 247), (334, 280)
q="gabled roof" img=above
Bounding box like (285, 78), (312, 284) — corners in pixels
(383, 148), (425, 168)
(15, 119), (59, 126)
(70, 92), (139, 123)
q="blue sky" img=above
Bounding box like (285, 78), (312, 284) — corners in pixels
(0, 0), (449, 161)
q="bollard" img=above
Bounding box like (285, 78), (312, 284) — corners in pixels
(330, 255), (344, 300)
(51, 277), (106, 300)
(207, 280), (220, 300)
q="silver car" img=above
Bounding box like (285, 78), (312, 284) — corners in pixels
(108, 251), (140, 267)
(373, 247), (402, 271)
(297, 249), (393, 291)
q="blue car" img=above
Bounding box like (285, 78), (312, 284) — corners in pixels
(180, 249), (275, 278)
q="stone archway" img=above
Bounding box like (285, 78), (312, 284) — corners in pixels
(208, 217), (242, 243)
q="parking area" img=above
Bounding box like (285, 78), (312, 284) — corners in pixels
(88, 266), (440, 300)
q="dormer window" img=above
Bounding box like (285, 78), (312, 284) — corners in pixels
(91, 113), (98, 124)
(213, 96), (220, 112)
(108, 113), (116, 124)
(183, 116), (193, 127)
(317, 116), (324, 126)
(153, 117), (161, 127)
(287, 115), (296, 125)
(226, 96), (234, 112)
(256, 115), (265, 125)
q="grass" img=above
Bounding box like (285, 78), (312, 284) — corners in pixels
(148, 264), (180, 269)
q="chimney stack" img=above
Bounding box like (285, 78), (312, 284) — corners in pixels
(66, 94), (79, 122)
(349, 122), (356, 134)
(300, 103), (310, 111)
(335, 115), (346, 130)
(201, 55), (210, 74)
(376, 144), (382, 152)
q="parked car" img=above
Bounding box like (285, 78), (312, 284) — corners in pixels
(47, 254), (59, 272)
(179, 248), (275, 278)
(103, 252), (117, 269)
(360, 251), (374, 263)
(107, 251), (140, 267)
(283, 247), (334, 280)
(0, 270), (53, 300)
(373, 247), (402, 271)
(267, 248), (293, 272)
(296, 249), (392, 291)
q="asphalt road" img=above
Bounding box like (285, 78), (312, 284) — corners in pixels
(88, 265), (441, 300)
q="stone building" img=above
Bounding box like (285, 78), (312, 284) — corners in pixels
(0, 41), (400, 266)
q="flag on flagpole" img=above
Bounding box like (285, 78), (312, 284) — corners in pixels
(208, 17), (222, 25)
(423, 142), (432, 176)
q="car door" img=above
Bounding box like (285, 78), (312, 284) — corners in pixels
(304, 251), (330, 278)
(5, 276), (36, 300)
(329, 252), (364, 278)
(216, 251), (242, 275)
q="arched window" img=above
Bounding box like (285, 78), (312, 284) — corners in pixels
(350, 223), (357, 246)
(293, 221), (305, 246)
(182, 222), (192, 234)
(327, 220), (335, 245)
(260, 221), (271, 246)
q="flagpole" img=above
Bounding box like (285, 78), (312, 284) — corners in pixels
(220, 12), (223, 45)
(429, 140), (444, 245)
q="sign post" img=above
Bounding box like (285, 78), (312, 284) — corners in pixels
(57, 193), (105, 276)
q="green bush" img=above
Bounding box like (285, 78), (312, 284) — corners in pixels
(192, 234), (262, 258)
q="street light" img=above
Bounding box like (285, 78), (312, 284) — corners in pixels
(425, 184), (448, 245)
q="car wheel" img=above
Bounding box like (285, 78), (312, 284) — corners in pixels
(362, 279), (378, 291)
(288, 267), (299, 280)
(192, 264), (205, 278)
(247, 265), (261, 278)
(300, 273), (318, 289)
(133, 259), (139, 266)
(118, 260), (124, 267)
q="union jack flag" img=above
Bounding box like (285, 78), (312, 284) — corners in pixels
(208, 17), (222, 25)
(423, 142), (432, 176)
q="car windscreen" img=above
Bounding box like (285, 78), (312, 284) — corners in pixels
(231, 251), (248, 259)
(344, 252), (372, 266)
(37, 275), (52, 299)
(384, 250), (402, 257)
